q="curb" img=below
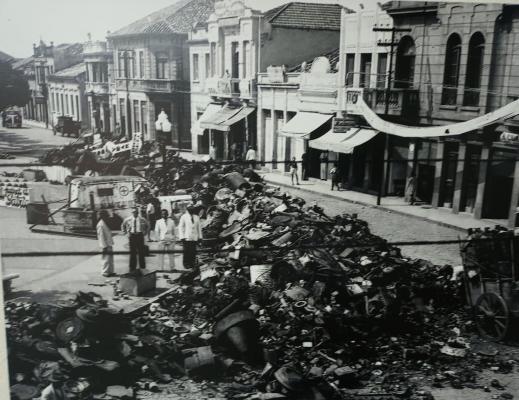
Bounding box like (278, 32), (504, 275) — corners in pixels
(264, 177), (470, 233)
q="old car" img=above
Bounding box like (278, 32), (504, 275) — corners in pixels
(2, 110), (23, 128)
(53, 115), (81, 137)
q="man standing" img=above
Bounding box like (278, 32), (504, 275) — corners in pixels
(301, 152), (309, 181)
(146, 198), (156, 242)
(155, 209), (176, 271)
(178, 205), (203, 269)
(122, 207), (149, 271)
(96, 210), (114, 277)
(245, 146), (257, 169)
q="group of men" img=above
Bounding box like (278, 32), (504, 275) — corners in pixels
(96, 203), (203, 277)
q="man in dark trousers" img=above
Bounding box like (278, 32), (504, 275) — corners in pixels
(122, 207), (149, 271)
(178, 204), (203, 269)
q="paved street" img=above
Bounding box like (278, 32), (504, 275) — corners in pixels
(273, 183), (463, 266)
(0, 123), (75, 159)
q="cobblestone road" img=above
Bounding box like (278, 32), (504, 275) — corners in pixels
(280, 186), (463, 266)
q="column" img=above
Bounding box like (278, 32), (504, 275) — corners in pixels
(223, 131), (229, 160)
(507, 155), (519, 228)
(431, 139), (445, 208)
(473, 144), (491, 220)
(452, 140), (467, 214)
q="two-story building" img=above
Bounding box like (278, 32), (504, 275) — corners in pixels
(108, 0), (215, 150)
(18, 41), (83, 127)
(190, 0), (345, 161)
(83, 36), (114, 136)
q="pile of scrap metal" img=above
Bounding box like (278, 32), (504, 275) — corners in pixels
(7, 171), (515, 399)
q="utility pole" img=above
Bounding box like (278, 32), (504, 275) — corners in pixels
(373, 25), (411, 206)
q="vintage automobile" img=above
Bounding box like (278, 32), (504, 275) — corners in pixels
(53, 115), (81, 137)
(3, 110), (23, 128)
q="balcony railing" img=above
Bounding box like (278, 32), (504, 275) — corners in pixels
(207, 77), (257, 99)
(362, 88), (419, 116)
(115, 78), (186, 93)
(86, 82), (109, 96)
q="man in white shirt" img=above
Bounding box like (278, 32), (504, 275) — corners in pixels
(146, 199), (156, 242)
(155, 209), (176, 271)
(245, 146), (257, 169)
(121, 207), (149, 271)
(178, 205), (203, 269)
(96, 210), (114, 277)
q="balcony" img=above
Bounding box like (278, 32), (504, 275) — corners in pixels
(362, 88), (419, 117)
(86, 81), (110, 96)
(206, 77), (257, 100)
(115, 78), (187, 94)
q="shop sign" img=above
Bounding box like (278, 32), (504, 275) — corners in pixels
(345, 89), (364, 115)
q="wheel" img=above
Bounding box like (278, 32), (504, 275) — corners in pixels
(475, 292), (510, 341)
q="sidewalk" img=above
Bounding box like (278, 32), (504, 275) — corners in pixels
(18, 233), (184, 313)
(261, 171), (502, 232)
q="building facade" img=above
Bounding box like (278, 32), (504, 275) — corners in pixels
(108, 0), (215, 149)
(16, 41), (83, 126)
(190, 0), (345, 161)
(329, 1), (519, 227)
(83, 37), (114, 136)
(47, 62), (89, 130)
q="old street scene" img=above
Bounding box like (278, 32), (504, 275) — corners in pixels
(4, 0), (519, 399)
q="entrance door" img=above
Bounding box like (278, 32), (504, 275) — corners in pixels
(416, 164), (435, 203)
(483, 149), (515, 219)
(460, 145), (481, 213)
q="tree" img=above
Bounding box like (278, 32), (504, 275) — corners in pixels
(0, 61), (30, 111)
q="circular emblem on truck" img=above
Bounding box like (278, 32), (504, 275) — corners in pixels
(119, 186), (129, 196)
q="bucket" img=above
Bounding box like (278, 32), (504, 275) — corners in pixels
(26, 203), (50, 225)
(250, 264), (273, 286)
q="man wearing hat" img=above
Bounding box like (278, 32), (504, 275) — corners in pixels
(178, 204), (203, 269)
(122, 207), (150, 271)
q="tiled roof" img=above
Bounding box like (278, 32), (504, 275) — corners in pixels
(110, 0), (215, 37)
(12, 56), (33, 71)
(287, 47), (340, 73)
(0, 50), (15, 63)
(52, 62), (86, 78)
(265, 2), (349, 31)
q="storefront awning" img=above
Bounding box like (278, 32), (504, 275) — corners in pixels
(279, 112), (333, 138)
(199, 105), (254, 132)
(309, 128), (378, 153)
(191, 103), (223, 136)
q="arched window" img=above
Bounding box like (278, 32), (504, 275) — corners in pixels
(463, 32), (485, 106)
(395, 36), (416, 89)
(441, 33), (462, 105)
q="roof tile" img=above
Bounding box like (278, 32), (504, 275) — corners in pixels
(266, 2), (349, 31)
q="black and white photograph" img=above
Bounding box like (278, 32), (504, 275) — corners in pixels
(2, 0), (519, 398)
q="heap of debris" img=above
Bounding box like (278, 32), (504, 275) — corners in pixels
(7, 170), (517, 400)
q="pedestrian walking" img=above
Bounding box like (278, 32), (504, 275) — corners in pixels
(96, 210), (114, 277)
(405, 174), (417, 205)
(178, 204), (203, 269)
(122, 207), (149, 271)
(246, 146), (257, 169)
(301, 152), (309, 181)
(155, 209), (176, 271)
(289, 157), (299, 185)
(146, 198), (156, 241)
(330, 163), (340, 191)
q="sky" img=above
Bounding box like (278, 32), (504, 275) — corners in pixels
(0, 0), (368, 59)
